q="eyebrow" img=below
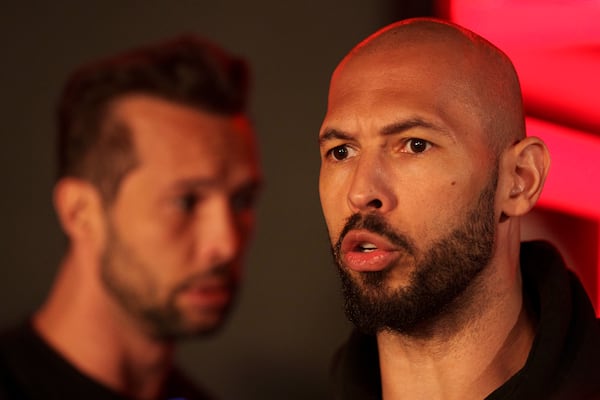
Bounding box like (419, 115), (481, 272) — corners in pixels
(169, 175), (263, 194)
(319, 117), (452, 145)
(381, 118), (449, 136)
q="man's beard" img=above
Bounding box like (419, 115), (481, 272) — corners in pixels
(332, 172), (497, 337)
(100, 223), (236, 340)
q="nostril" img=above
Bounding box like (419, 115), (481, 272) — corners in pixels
(367, 199), (383, 209)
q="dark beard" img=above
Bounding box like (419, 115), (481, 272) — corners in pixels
(140, 267), (234, 341)
(333, 173), (497, 337)
(99, 228), (185, 340)
(100, 223), (234, 340)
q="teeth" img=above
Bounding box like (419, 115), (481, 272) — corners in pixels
(359, 242), (377, 252)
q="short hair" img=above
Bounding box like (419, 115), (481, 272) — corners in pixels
(57, 35), (250, 203)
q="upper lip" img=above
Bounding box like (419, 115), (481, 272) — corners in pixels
(341, 229), (399, 255)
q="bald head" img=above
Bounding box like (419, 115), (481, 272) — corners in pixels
(329, 18), (525, 156)
(319, 18), (552, 342)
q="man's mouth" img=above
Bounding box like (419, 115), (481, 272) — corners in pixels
(341, 230), (400, 272)
(178, 277), (235, 309)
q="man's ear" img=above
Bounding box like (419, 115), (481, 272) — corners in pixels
(53, 178), (106, 247)
(498, 136), (551, 218)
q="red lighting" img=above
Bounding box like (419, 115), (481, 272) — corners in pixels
(446, 0), (600, 313)
(529, 117), (600, 220)
(447, 0), (600, 132)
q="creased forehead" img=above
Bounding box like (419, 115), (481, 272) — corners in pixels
(330, 17), (525, 153)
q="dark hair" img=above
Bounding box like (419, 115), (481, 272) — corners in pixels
(57, 35), (250, 203)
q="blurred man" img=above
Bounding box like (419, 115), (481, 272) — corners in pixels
(319, 18), (600, 399)
(0, 36), (261, 399)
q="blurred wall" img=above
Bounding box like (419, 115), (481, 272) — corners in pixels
(0, 1), (419, 399)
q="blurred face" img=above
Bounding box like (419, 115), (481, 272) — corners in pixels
(100, 95), (261, 339)
(319, 45), (499, 336)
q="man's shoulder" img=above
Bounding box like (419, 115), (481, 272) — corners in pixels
(0, 321), (36, 363)
(0, 322), (216, 400)
(0, 321), (124, 400)
(518, 240), (600, 398)
(0, 321), (37, 400)
(166, 367), (218, 400)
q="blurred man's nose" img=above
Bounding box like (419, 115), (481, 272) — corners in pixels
(196, 197), (240, 267)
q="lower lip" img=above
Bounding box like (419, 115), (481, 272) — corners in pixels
(343, 249), (400, 272)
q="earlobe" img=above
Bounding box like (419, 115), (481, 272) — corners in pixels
(53, 178), (105, 242)
(500, 137), (551, 217)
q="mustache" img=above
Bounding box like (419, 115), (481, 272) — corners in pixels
(334, 213), (417, 261)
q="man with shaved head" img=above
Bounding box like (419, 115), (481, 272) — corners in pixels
(319, 18), (600, 399)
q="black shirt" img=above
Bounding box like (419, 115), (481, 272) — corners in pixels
(331, 241), (600, 399)
(0, 321), (214, 400)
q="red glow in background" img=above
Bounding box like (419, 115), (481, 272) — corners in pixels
(443, 0), (600, 313)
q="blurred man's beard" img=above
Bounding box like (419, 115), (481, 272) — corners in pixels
(333, 172), (497, 337)
(100, 223), (234, 340)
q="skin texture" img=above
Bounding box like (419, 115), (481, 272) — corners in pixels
(319, 18), (550, 399)
(35, 95), (261, 399)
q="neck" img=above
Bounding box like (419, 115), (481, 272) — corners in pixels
(33, 251), (175, 400)
(377, 251), (535, 400)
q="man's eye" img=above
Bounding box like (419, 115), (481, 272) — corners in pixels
(402, 138), (432, 154)
(176, 194), (198, 213)
(231, 190), (257, 213)
(327, 145), (353, 161)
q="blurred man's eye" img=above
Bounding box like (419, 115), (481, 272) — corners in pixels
(231, 188), (257, 213)
(176, 193), (199, 213)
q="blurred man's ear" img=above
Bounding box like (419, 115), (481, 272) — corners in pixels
(53, 178), (107, 251)
(498, 137), (551, 218)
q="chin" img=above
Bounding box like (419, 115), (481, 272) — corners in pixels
(182, 311), (230, 337)
(145, 309), (230, 341)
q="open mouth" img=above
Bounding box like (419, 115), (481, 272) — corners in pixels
(356, 242), (377, 253)
(340, 230), (401, 272)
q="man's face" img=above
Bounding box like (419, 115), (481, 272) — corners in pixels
(319, 45), (500, 336)
(100, 95), (261, 339)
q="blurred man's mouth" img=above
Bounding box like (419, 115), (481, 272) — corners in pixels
(182, 284), (231, 307)
(177, 273), (236, 310)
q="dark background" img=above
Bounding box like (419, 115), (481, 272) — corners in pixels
(0, 1), (434, 399)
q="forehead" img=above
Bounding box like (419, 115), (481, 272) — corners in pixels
(322, 42), (487, 141)
(111, 95), (259, 182)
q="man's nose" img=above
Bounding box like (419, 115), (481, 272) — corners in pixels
(347, 154), (397, 214)
(197, 199), (240, 266)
